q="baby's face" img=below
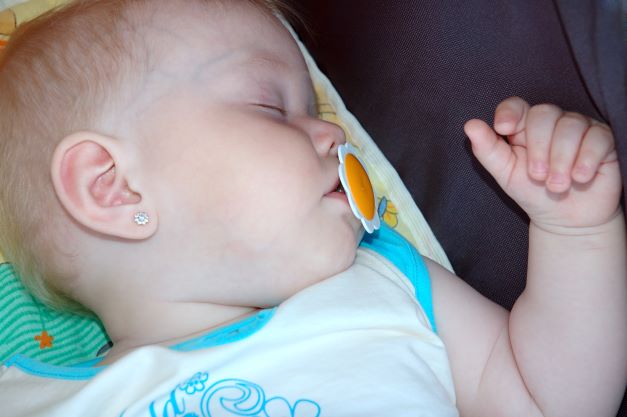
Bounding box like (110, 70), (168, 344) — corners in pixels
(130, 2), (363, 307)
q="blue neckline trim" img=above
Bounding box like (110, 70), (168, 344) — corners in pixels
(170, 308), (276, 352)
(2, 308), (276, 380)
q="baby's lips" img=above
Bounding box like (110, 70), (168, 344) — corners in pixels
(325, 177), (340, 195)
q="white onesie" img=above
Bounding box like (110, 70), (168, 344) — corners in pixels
(0, 223), (458, 416)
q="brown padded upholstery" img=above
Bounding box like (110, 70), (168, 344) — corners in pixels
(292, 1), (626, 414)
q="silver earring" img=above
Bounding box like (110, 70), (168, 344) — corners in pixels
(134, 212), (150, 226)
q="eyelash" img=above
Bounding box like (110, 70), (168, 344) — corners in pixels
(255, 103), (287, 117)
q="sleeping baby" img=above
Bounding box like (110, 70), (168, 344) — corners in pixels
(0, 0), (624, 416)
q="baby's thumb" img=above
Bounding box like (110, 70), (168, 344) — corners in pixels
(464, 119), (514, 188)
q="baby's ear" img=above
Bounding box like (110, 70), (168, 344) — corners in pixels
(50, 132), (157, 239)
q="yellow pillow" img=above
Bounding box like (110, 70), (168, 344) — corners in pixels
(289, 22), (451, 269)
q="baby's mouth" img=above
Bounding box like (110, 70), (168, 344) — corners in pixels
(334, 180), (345, 193)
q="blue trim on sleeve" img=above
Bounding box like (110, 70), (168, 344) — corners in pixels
(360, 223), (437, 332)
(3, 354), (104, 380)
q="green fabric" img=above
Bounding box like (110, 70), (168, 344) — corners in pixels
(0, 262), (110, 365)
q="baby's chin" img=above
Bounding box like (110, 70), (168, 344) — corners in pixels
(262, 221), (363, 305)
(340, 211), (365, 245)
(329, 228), (362, 275)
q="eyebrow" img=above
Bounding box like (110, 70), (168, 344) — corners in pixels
(245, 53), (291, 73)
(240, 52), (317, 114)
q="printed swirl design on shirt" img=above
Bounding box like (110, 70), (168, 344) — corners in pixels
(145, 371), (321, 417)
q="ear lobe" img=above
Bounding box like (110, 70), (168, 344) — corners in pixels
(51, 132), (157, 240)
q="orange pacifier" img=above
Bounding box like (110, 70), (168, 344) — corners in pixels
(338, 143), (381, 233)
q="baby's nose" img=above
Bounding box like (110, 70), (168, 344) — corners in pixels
(307, 118), (346, 157)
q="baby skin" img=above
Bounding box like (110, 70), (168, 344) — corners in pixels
(452, 102), (625, 416)
(41, 3), (625, 416)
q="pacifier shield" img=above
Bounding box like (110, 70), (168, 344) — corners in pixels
(338, 143), (381, 233)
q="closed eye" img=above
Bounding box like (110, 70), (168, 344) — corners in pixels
(254, 103), (287, 117)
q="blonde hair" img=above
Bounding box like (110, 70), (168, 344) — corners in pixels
(0, 0), (294, 314)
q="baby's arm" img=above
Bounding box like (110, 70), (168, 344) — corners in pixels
(429, 97), (626, 417)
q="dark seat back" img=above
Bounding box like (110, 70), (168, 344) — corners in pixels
(292, 1), (626, 414)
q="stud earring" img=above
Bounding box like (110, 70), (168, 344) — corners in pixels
(133, 211), (150, 226)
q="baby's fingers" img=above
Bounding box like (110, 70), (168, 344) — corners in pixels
(526, 104), (563, 182)
(546, 112), (589, 193)
(493, 97), (530, 140)
(465, 119), (513, 189)
(572, 122), (615, 184)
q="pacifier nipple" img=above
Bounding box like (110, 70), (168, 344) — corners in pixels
(338, 143), (380, 233)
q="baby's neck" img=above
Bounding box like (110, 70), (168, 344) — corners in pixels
(96, 300), (258, 365)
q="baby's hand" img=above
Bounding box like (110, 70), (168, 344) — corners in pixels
(464, 97), (622, 230)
